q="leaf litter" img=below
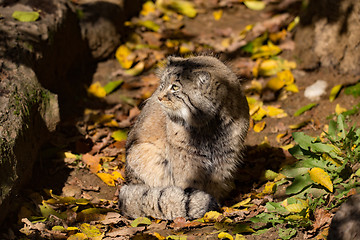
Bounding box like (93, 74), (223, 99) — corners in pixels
(4, 0), (360, 240)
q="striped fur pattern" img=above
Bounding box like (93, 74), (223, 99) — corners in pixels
(119, 56), (249, 220)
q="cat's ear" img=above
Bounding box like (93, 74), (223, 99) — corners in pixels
(195, 71), (211, 87)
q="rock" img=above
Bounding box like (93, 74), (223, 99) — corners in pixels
(0, 0), (141, 225)
(294, 0), (360, 75)
(304, 80), (328, 101)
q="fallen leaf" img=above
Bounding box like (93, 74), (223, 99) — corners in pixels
(104, 80), (124, 95)
(287, 16), (300, 31)
(131, 217), (152, 227)
(96, 173), (116, 186)
(293, 103), (317, 117)
(12, 11), (39, 22)
(137, 20), (160, 32)
(313, 208), (332, 231)
(308, 167), (333, 192)
(87, 82), (106, 98)
(157, 0), (197, 18)
(213, 9), (223, 21)
(125, 61), (145, 76)
(111, 130), (128, 141)
(285, 83), (299, 93)
(329, 84), (342, 102)
(141, 1), (156, 16)
(218, 232), (234, 240)
(82, 154), (101, 174)
(253, 121), (266, 132)
(231, 198), (252, 208)
(243, 1), (266, 11)
(79, 223), (104, 240)
(265, 106), (287, 118)
(289, 119), (311, 129)
(335, 104), (347, 115)
(68, 233), (87, 240)
(115, 45), (135, 69)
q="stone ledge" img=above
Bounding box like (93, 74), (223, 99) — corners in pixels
(0, 0), (141, 225)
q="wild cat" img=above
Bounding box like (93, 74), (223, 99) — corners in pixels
(118, 56), (249, 220)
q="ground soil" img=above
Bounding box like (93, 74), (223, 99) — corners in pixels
(2, 1), (360, 240)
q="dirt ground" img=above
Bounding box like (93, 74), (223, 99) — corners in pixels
(2, 1), (360, 240)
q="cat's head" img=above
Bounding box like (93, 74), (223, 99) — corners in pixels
(157, 56), (245, 128)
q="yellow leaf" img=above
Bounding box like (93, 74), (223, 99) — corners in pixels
(285, 83), (299, 93)
(111, 130), (128, 141)
(218, 232), (234, 240)
(252, 107), (267, 121)
(262, 181), (276, 195)
(308, 167), (333, 192)
(243, 1), (266, 11)
(213, 9), (223, 21)
(137, 20), (160, 32)
(87, 82), (106, 98)
(68, 233), (87, 240)
(289, 119), (311, 129)
(287, 16), (300, 32)
(247, 97), (263, 115)
(335, 104), (347, 115)
(253, 121), (266, 132)
(153, 232), (166, 240)
(111, 170), (125, 181)
(131, 217), (152, 227)
(252, 42), (282, 59)
(157, 0), (197, 18)
(64, 152), (78, 159)
(269, 29), (287, 42)
(329, 84), (342, 102)
(221, 38), (232, 48)
(125, 61), (145, 76)
(265, 106), (287, 118)
(281, 144), (294, 150)
(257, 59), (280, 77)
(115, 45), (134, 69)
(97, 173), (115, 186)
(282, 198), (308, 213)
(276, 133), (286, 143)
(278, 70), (294, 85)
(203, 211), (227, 223)
(266, 76), (285, 91)
(141, 1), (156, 16)
(235, 234), (247, 240)
(249, 79), (262, 93)
(79, 223), (104, 240)
(231, 198), (252, 208)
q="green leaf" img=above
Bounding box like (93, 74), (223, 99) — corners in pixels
(12, 11), (39, 22)
(103, 80), (123, 95)
(292, 132), (315, 150)
(244, 1), (266, 11)
(278, 228), (297, 240)
(232, 223), (255, 234)
(344, 82), (360, 97)
(285, 173), (312, 195)
(281, 167), (309, 178)
(293, 103), (317, 117)
(131, 217), (152, 227)
(111, 130), (128, 141)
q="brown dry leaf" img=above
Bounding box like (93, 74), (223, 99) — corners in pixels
(106, 226), (145, 238)
(313, 208), (332, 231)
(82, 154), (101, 174)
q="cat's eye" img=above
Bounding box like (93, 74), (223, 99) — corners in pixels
(171, 84), (180, 92)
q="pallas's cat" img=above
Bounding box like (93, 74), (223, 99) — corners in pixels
(119, 56), (249, 220)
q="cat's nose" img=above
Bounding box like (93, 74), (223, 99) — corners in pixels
(158, 96), (163, 101)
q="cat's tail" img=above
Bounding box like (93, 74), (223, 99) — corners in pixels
(118, 184), (219, 220)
